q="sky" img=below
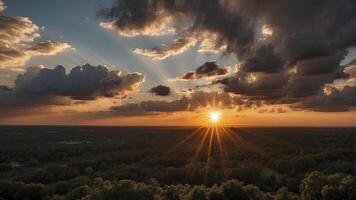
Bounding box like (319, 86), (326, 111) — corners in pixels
(0, 0), (355, 126)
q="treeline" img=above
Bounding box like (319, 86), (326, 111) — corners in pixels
(0, 171), (354, 200)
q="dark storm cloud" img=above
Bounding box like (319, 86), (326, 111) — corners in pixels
(150, 85), (171, 96)
(286, 71), (349, 98)
(177, 61), (229, 80)
(99, 0), (355, 60)
(216, 71), (289, 100)
(99, 0), (356, 112)
(98, 0), (176, 37)
(292, 86), (356, 112)
(14, 64), (145, 100)
(99, 0), (255, 57)
(294, 51), (347, 76)
(240, 45), (283, 73)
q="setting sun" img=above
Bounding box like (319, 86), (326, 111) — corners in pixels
(209, 111), (221, 123)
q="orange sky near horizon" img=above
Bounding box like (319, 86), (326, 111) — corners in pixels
(1, 110), (355, 127)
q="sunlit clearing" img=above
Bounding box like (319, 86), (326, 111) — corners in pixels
(209, 111), (221, 123)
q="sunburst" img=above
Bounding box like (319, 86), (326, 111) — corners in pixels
(208, 111), (221, 124)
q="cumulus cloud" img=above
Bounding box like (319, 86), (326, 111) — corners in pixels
(14, 64), (145, 100)
(0, 63), (146, 118)
(0, 2), (71, 69)
(176, 61), (229, 80)
(150, 85), (170, 96)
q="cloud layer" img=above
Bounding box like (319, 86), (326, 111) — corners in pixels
(99, 0), (356, 113)
(107, 91), (243, 116)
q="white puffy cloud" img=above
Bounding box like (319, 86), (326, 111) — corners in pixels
(0, 0), (6, 12)
(0, 2), (71, 69)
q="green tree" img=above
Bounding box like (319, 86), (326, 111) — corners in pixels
(222, 180), (249, 200)
(186, 185), (207, 200)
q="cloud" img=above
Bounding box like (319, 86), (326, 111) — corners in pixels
(133, 36), (197, 60)
(99, 0), (356, 113)
(108, 97), (190, 116)
(99, 16), (174, 37)
(295, 50), (346, 76)
(286, 71), (348, 98)
(239, 44), (283, 73)
(292, 86), (356, 112)
(104, 91), (245, 116)
(0, 2), (71, 69)
(176, 61), (229, 80)
(99, 0), (356, 65)
(0, 63), (146, 118)
(0, 0), (6, 12)
(150, 85), (170, 96)
(345, 60), (356, 78)
(26, 40), (72, 56)
(98, 0), (254, 58)
(14, 64), (145, 100)
(98, 0), (177, 37)
(0, 86), (72, 118)
(216, 71), (289, 100)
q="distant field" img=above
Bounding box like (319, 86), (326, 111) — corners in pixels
(0, 126), (355, 199)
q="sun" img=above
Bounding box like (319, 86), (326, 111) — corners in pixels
(209, 111), (221, 123)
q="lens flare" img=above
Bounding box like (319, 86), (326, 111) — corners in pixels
(209, 111), (221, 123)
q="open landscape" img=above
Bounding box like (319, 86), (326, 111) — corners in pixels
(1, 0), (356, 199)
(0, 126), (354, 199)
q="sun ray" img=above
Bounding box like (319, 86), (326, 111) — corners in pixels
(204, 127), (214, 183)
(222, 127), (263, 154)
(216, 127), (228, 179)
(192, 127), (210, 163)
(164, 126), (204, 155)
